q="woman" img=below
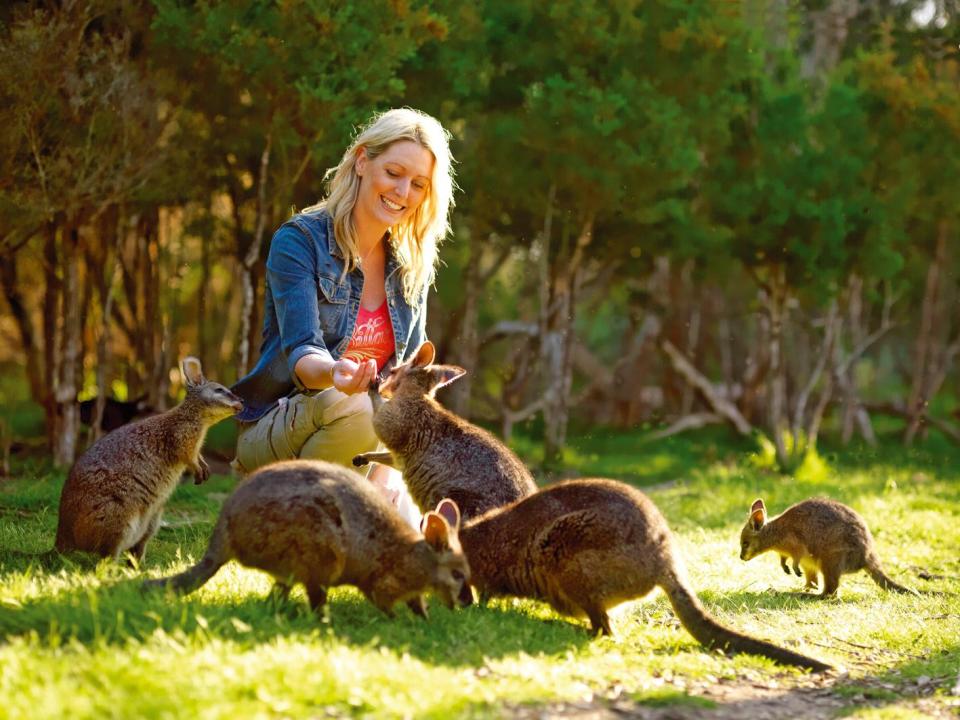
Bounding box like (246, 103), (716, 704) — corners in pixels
(231, 108), (455, 523)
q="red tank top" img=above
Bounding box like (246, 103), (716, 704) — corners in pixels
(343, 300), (395, 371)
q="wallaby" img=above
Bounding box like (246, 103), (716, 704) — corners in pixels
(439, 479), (830, 672)
(55, 357), (242, 562)
(352, 341), (537, 519)
(144, 460), (471, 617)
(739, 498), (918, 597)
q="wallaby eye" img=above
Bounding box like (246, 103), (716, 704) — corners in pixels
(451, 569), (465, 582)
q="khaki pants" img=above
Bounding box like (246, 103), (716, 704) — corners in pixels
(234, 389), (379, 474)
(233, 389), (422, 528)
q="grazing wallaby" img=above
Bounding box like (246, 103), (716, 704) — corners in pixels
(55, 357), (242, 562)
(739, 498), (918, 597)
(145, 460), (471, 617)
(441, 479), (830, 672)
(352, 341), (537, 519)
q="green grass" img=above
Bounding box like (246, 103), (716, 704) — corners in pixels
(1, 428), (959, 718)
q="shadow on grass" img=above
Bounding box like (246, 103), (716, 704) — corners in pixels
(820, 636), (960, 717)
(0, 573), (590, 667)
(698, 587), (847, 609)
(460, 634), (960, 719)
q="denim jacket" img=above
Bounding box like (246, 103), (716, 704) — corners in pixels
(233, 209), (428, 422)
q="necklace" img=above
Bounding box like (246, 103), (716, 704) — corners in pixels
(358, 237), (385, 268)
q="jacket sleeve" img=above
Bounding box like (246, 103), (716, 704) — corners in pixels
(265, 223), (333, 387)
(406, 285), (429, 363)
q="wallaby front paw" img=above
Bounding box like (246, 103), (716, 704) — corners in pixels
(194, 457), (210, 485)
(352, 454), (369, 467)
(407, 596), (428, 619)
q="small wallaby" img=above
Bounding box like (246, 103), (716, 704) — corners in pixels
(739, 498), (918, 597)
(144, 460), (471, 617)
(352, 341), (537, 520)
(55, 357), (242, 562)
(444, 479), (830, 672)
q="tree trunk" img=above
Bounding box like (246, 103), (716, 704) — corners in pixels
(0, 252), (44, 404)
(542, 212), (593, 471)
(679, 260), (701, 417)
(198, 218), (212, 364)
(841, 274), (864, 444)
(42, 221), (61, 450)
(54, 219), (83, 467)
(447, 231), (482, 418)
(92, 207), (125, 442)
(238, 134), (272, 376)
(764, 267), (790, 469)
(802, 0), (859, 77)
(905, 224), (948, 445)
(804, 309), (841, 449)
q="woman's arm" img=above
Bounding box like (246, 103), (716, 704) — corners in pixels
(266, 224), (377, 395)
(295, 353), (376, 394)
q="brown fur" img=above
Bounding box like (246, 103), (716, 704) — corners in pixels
(145, 460), (471, 616)
(739, 497), (917, 597)
(449, 479), (830, 672)
(353, 341), (537, 519)
(55, 357), (242, 562)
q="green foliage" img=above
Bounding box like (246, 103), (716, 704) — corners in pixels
(148, 0), (447, 204)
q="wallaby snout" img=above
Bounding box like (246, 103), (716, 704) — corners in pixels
(223, 391), (245, 413)
(457, 582), (475, 606)
(368, 381), (385, 412)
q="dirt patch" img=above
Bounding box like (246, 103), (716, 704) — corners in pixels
(503, 671), (960, 719)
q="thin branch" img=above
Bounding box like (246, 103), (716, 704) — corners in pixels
(481, 320), (538, 343)
(647, 413), (723, 441)
(792, 300), (839, 432)
(660, 339), (753, 435)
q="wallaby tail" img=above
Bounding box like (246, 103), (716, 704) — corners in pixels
(865, 555), (919, 596)
(143, 516), (230, 595)
(661, 572), (831, 673)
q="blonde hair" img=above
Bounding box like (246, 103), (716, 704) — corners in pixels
(304, 108), (455, 304)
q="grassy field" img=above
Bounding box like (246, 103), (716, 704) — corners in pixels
(1, 427), (958, 719)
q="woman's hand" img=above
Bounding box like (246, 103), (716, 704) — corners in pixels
(331, 357), (378, 395)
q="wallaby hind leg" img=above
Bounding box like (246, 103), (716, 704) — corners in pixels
(820, 562), (841, 597)
(803, 567), (819, 590)
(585, 605), (613, 637)
(306, 583), (328, 612)
(129, 512), (163, 564)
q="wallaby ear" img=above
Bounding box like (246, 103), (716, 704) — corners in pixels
(434, 498), (461, 533)
(750, 498), (766, 530)
(422, 511), (451, 552)
(428, 365), (466, 391)
(181, 356), (205, 388)
(412, 341), (436, 367)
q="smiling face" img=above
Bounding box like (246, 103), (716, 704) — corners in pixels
(353, 140), (435, 234)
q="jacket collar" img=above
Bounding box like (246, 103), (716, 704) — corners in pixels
(308, 208), (402, 281)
